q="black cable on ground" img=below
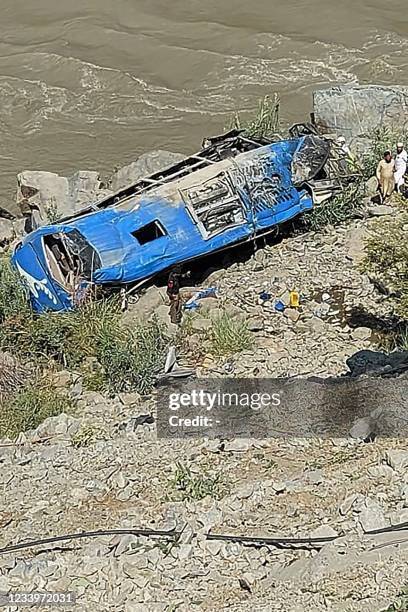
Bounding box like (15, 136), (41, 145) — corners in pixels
(0, 528), (181, 555)
(365, 521), (408, 535)
(1, 521), (408, 556)
(205, 533), (335, 546)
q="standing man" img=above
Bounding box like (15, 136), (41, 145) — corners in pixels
(376, 151), (395, 203)
(395, 142), (407, 193)
(167, 266), (184, 325)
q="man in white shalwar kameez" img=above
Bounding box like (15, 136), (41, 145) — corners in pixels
(395, 142), (407, 193)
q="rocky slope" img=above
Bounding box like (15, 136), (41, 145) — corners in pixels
(0, 201), (407, 611)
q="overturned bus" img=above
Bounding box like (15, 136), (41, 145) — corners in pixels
(12, 127), (354, 313)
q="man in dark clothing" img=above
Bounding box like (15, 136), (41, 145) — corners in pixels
(167, 266), (184, 324)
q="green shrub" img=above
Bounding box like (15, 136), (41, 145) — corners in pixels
(97, 318), (167, 394)
(362, 214), (408, 318)
(360, 125), (408, 179)
(384, 587), (408, 612)
(71, 423), (108, 448)
(0, 381), (72, 439)
(229, 94), (281, 140)
(0, 299), (119, 367)
(169, 462), (228, 501)
(209, 312), (253, 356)
(0, 352), (30, 403)
(0, 257), (30, 322)
(301, 181), (366, 231)
(0, 276), (168, 395)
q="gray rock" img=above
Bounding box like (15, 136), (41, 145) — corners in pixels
(110, 151), (186, 192)
(390, 509), (408, 526)
(385, 449), (408, 471)
(177, 544), (194, 561)
(272, 481), (287, 493)
(304, 469), (324, 485)
(67, 171), (110, 211)
(367, 205), (394, 217)
(351, 327), (372, 341)
(284, 308), (300, 323)
(400, 484), (408, 505)
(313, 85), (408, 144)
(339, 493), (359, 516)
(349, 417), (375, 440)
(118, 392), (142, 407)
(204, 540), (222, 556)
(314, 303), (331, 318)
(112, 534), (140, 556)
(122, 564), (150, 587)
(34, 413), (80, 437)
(17, 169), (111, 225)
(199, 297), (221, 315)
(149, 304), (178, 335)
(309, 525), (338, 539)
(224, 439), (254, 452)
(247, 317), (264, 332)
(346, 226), (368, 265)
(358, 500), (389, 533)
(307, 317), (327, 334)
(365, 176), (379, 197)
(267, 352), (287, 365)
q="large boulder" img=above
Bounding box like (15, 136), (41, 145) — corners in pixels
(313, 85), (408, 147)
(15, 150), (186, 231)
(16, 170), (112, 227)
(110, 151), (186, 192)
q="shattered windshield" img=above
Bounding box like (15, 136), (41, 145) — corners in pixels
(64, 229), (101, 280)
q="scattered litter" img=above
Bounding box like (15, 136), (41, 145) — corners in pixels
(184, 287), (217, 311)
(120, 288), (128, 312)
(157, 345), (195, 381)
(321, 292), (331, 302)
(314, 303), (331, 318)
(259, 291), (272, 302)
(289, 291), (300, 308)
(274, 300), (286, 312)
(125, 414), (155, 432)
(164, 346), (177, 374)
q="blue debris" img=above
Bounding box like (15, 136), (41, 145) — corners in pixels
(184, 287), (217, 311)
(274, 300), (286, 312)
(259, 291), (272, 302)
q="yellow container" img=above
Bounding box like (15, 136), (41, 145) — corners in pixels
(289, 291), (300, 308)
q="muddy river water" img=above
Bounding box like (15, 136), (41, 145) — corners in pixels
(1, 0), (407, 210)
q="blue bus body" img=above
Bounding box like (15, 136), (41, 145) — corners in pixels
(12, 135), (327, 312)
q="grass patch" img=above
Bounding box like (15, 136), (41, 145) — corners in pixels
(384, 587), (408, 612)
(97, 317), (167, 394)
(71, 423), (108, 448)
(0, 352), (30, 403)
(301, 182), (366, 232)
(0, 380), (73, 439)
(229, 94), (281, 140)
(0, 257), (31, 321)
(0, 261), (169, 395)
(362, 214), (408, 318)
(169, 462), (228, 502)
(209, 312), (253, 356)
